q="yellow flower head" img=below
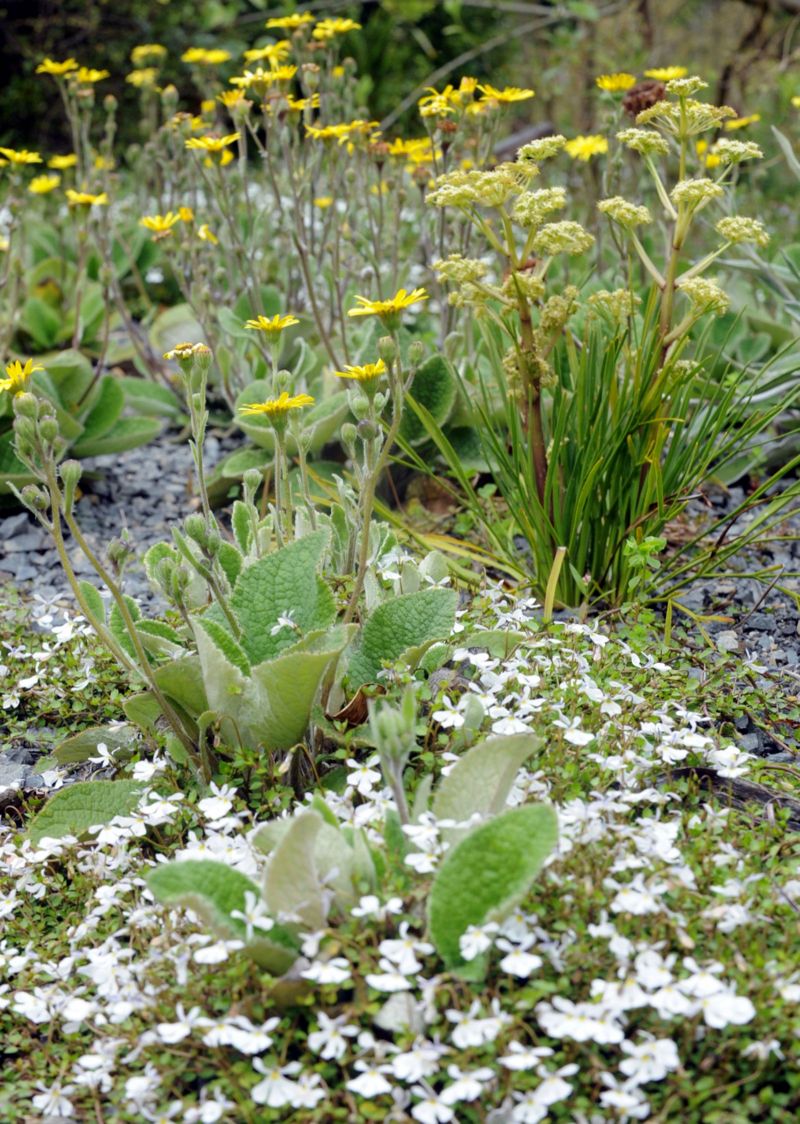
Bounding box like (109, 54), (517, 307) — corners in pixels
(478, 84), (535, 105)
(239, 391), (315, 417)
(418, 84), (465, 118)
(266, 13), (315, 29)
(48, 153), (78, 170)
(724, 113), (761, 131)
(185, 133), (240, 159)
(74, 67), (110, 84)
(305, 119), (379, 144)
(140, 211), (181, 236)
(0, 359), (44, 395)
(595, 72), (637, 92)
(348, 287), (428, 324)
(644, 66), (687, 81)
(244, 313), (299, 334)
(313, 196), (334, 208)
(127, 68), (160, 89)
(218, 89), (247, 110)
(94, 155), (114, 171)
(564, 134), (608, 161)
(243, 40), (291, 66)
(182, 47), (232, 66)
(65, 188), (109, 207)
(29, 174), (61, 195)
(0, 147), (42, 166)
(792, 96), (800, 108)
(334, 358), (387, 383)
(36, 58), (79, 77)
(131, 44), (167, 65)
(312, 17), (361, 40)
(178, 206), (194, 222)
(198, 223), (219, 244)
(286, 94), (320, 112)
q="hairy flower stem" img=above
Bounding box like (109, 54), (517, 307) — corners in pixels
(342, 362), (404, 626)
(515, 294), (548, 505)
(43, 467), (202, 767)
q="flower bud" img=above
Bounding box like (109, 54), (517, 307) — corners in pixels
(39, 417), (60, 443)
(340, 423), (358, 457)
(184, 513), (207, 544)
(357, 418), (380, 441)
(20, 484), (49, 512)
(243, 467), (262, 494)
(377, 336), (397, 365)
(13, 393), (39, 420)
(408, 340), (425, 367)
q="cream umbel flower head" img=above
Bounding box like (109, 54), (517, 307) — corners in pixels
(597, 197), (652, 229)
(532, 221), (595, 256)
(518, 135), (566, 162)
(670, 177), (724, 210)
(715, 216), (769, 248)
(677, 276), (730, 316)
(616, 128), (670, 157)
(512, 187), (567, 228)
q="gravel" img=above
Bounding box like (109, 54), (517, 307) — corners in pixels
(0, 426), (240, 611)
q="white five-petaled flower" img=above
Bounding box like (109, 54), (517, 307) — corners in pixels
(229, 891), (274, 942)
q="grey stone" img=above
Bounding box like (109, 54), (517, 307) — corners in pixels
(0, 759), (28, 789)
(738, 733), (761, 752)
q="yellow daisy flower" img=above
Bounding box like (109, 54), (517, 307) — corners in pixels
(36, 58), (79, 77)
(312, 17), (361, 40)
(29, 174), (61, 195)
(313, 196), (334, 208)
(74, 67), (110, 84)
(65, 189), (109, 207)
(126, 68), (160, 89)
(564, 134), (608, 161)
(348, 287), (428, 323)
(130, 44), (167, 65)
(48, 154), (78, 170)
(198, 223), (219, 244)
(140, 212), (181, 236)
(478, 84), (535, 104)
(595, 73), (637, 92)
(0, 147), (42, 166)
(724, 113), (761, 131)
(244, 313), (299, 334)
(0, 359), (44, 395)
(266, 13), (315, 29)
(239, 391), (315, 416)
(182, 48), (232, 66)
(334, 358), (387, 383)
(644, 66), (687, 81)
(185, 133), (240, 158)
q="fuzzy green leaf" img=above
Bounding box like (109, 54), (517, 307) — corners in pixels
(348, 587), (457, 686)
(433, 733), (541, 841)
(262, 811), (327, 929)
(147, 860), (260, 942)
(428, 804), (558, 969)
(27, 780), (145, 844)
(400, 355), (457, 446)
(228, 530), (335, 664)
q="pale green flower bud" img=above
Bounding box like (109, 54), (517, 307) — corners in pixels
(184, 513), (207, 544)
(517, 135), (566, 162)
(597, 196), (652, 228)
(532, 221), (594, 256)
(616, 128), (670, 157)
(377, 336), (397, 365)
(20, 484), (49, 512)
(678, 276), (730, 315)
(12, 392), (39, 420)
(408, 340), (425, 367)
(670, 177), (724, 209)
(715, 215), (769, 247)
(38, 417), (60, 443)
